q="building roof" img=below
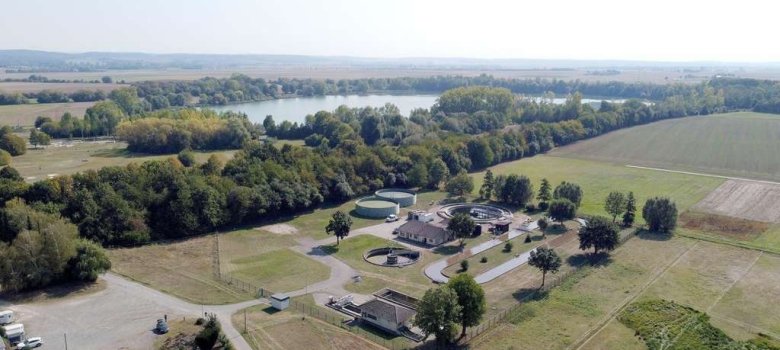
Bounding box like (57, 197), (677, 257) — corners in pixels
(396, 221), (449, 241)
(360, 298), (416, 325)
(270, 293), (289, 301)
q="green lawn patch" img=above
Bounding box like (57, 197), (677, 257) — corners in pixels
(231, 248), (329, 293)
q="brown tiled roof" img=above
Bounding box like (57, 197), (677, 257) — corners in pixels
(397, 221), (449, 241)
(360, 298), (416, 325)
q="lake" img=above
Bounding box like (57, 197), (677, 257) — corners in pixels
(210, 94), (439, 124)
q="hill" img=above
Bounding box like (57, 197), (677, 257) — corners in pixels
(551, 112), (780, 182)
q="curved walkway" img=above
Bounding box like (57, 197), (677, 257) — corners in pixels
(424, 230), (536, 284)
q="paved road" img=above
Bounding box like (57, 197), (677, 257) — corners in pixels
(1, 273), (264, 350)
(424, 230), (533, 284)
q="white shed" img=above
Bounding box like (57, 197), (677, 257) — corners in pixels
(0, 310), (12, 325)
(270, 293), (290, 310)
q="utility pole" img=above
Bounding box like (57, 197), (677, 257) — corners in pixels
(64, 333), (68, 350)
(244, 309), (247, 333)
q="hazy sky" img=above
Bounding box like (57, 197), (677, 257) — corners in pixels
(1, 0), (777, 62)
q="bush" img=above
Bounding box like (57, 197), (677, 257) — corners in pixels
(0, 149), (10, 166)
(537, 218), (548, 231)
(0, 133), (27, 156)
(460, 260), (469, 271)
(195, 326), (218, 350)
(195, 317), (206, 326)
(177, 149), (196, 167)
(525, 203), (536, 212)
(524, 234), (532, 243)
(504, 241), (513, 252)
(480, 256), (488, 263)
(538, 201), (549, 211)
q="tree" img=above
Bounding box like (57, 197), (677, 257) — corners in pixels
(178, 150), (196, 167)
(325, 210), (352, 245)
(448, 212), (476, 247)
(578, 216), (619, 255)
(0, 133), (27, 156)
(413, 286), (462, 344)
(447, 273), (486, 337)
(642, 197), (678, 233)
(604, 191), (626, 223)
(29, 129), (51, 149)
(497, 174), (534, 207)
(0, 149), (10, 166)
(445, 172), (474, 197)
(479, 170), (494, 199)
(537, 178), (552, 209)
(466, 138), (494, 169)
(68, 239), (112, 281)
(548, 199), (576, 226)
(528, 247), (562, 286)
(101, 76), (113, 84)
(407, 163), (429, 188)
(359, 114), (384, 145)
(428, 158), (449, 189)
(622, 192), (636, 227)
(553, 181), (583, 207)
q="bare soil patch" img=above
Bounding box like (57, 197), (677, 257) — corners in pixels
(257, 223), (299, 235)
(679, 211), (769, 241)
(693, 180), (780, 223)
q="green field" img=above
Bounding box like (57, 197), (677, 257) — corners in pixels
(473, 155), (724, 223)
(551, 112), (780, 182)
(230, 248), (329, 293)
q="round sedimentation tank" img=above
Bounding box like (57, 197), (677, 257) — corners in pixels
(355, 196), (400, 218)
(439, 203), (513, 223)
(375, 189), (417, 207)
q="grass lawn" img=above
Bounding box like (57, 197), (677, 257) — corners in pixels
(233, 304), (387, 350)
(472, 234), (698, 349)
(109, 228), (300, 304)
(0, 101), (95, 126)
(550, 112), (780, 182)
(230, 248), (330, 293)
(11, 140), (236, 181)
(326, 235), (436, 296)
(442, 232), (538, 278)
(473, 155), (724, 224)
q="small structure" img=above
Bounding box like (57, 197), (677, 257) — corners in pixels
(492, 220), (511, 234)
(0, 310), (13, 325)
(408, 210), (434, 223)
(270, 293), (290, 311)
(355, 196), (400, 218)
(394, 221), (452, 246)
(375, 189), (417, 207)
(360, 299), (416, 335)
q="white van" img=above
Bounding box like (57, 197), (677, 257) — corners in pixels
(2, 323), (24, 345)
(0, 310), (12, 325)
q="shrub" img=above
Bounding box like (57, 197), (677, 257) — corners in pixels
(0, 149), (10, 166)
(177, 149), (196, 167)
(195, 317), (205, 325)
(504, 242), (513, 252)
(460, 260), (469, 271)
(537, 218), (548, 230)
(480, 256), (488, 263)
(0, 133), (27, 156)
(525, 203), (536, 212)
(538, 201), (549, 211)
(524, 234), (532, 243)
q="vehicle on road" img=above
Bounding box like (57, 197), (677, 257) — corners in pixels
(386, 214), (399, 222)
(2, 323), (24, 345)
(155, 319), (169, 334)
(0, 310), (12, 325)
(17, 337), (43, 349)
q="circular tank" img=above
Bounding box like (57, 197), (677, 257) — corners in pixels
(375, 188), (417, 207)
(355, 196), (400, 218)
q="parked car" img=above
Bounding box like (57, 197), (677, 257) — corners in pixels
(17, 337), (43, 349)
(386, 214), (399, 222)
(155, 319), (169, 334)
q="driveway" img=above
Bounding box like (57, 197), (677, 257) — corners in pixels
(0, 273), (263, 350)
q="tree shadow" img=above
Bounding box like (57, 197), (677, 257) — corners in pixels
(512, 287), (549, 303)
(566, 252), (613, 268)
(0, 279), (106, 305)
(316, 244), (339, 256)
(432, 245), (461, 256)
(636, 229), (673, 241)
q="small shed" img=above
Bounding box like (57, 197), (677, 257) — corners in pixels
(493, 220), (511, 234)
(270, 293), (290, 311)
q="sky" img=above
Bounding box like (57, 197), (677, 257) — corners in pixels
(1, 0), (778, 62)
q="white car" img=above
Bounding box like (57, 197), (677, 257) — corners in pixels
(386, 214), (399, 222)
(17, 337), (43, 349)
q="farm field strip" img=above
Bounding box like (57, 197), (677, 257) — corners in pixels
(552, 112), (780, 182)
